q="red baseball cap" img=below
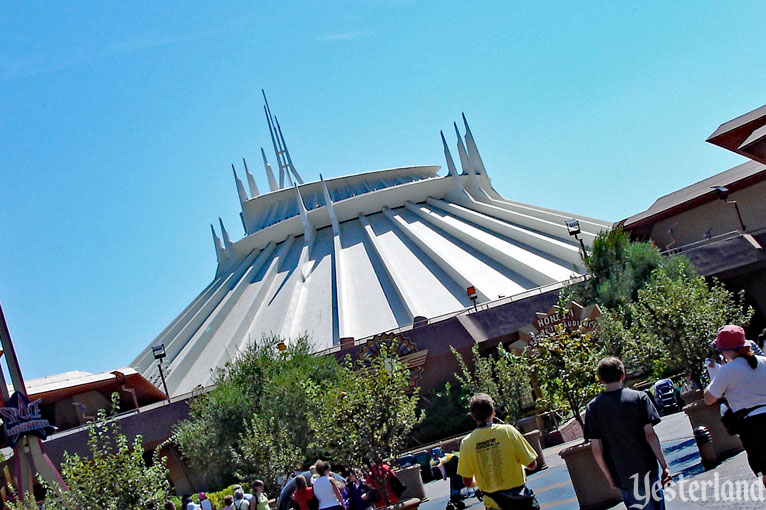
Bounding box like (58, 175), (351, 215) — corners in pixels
(713, 325), (746, 351)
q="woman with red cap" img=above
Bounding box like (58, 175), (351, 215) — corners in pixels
(704, 325), (766, 487)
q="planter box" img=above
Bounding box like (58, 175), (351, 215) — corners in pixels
(522, 430), (547, 472)
(683, 400), (742, 461)
(559, 442), (622, 510)
(395, 464), (426, 501)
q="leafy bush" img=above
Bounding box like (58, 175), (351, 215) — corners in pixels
(452, 343), (531, 425)
(410, 381), (473, 445)
(306, 341), (424, 468)
(8, 394), (169, 510)
(173, 334), (343, 489)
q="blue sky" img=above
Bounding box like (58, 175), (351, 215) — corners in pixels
(2, 1), (765, 381)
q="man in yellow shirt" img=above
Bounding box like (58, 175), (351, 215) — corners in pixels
(458, 393), (539, 510)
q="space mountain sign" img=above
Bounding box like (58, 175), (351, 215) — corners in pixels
(517, 301), (602, 347)
(0, 391), (56, 448)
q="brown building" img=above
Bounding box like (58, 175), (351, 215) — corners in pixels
(622, 105), (766, 334)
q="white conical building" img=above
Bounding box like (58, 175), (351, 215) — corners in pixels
(132, 99), (610, 396)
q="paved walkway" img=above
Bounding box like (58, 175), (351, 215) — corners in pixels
(419, 412), (764, 510)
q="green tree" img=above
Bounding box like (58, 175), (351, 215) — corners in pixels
(629, 261), (753, 388)
(451, 344), (532, 425)
(571, 227), (665, 311)
(526, 326), (604, 429)
(306, 341), (424, 468)
(9, 394), (170, 510)
(232, 414), (303, 495)
(410, 381), (473, 445)
(173, 334), (343, 486)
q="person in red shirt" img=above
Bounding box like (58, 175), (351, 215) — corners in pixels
(291, 475), (315, 510)
(364, 459), (398, 508)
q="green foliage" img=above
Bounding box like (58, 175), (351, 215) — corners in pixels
(525, 325), (604, 429)
(233, 414), (302, 495)
(306, 341), (424, 468)
(410, 382), (473, 445)
(573, 227), (664, 311)
(173, 334), (343, 487)
(628, 262), (753, 387)
(9, 394), (169, 510)
(452, 344), (532, 425)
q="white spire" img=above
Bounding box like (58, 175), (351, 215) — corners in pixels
(462, 113), (487, 176)
(261, 148), (278, 192)
(243, 158), (260, 197)
(454, 122), (473, 175)
(276, 117), (304, 184)
(263, 91), (285, 190)
(232, 164), (248, 205)
(320, 174), (340, 234)
(211, 224), (226, 266)
(441, 130), (459, 177)
(219, 217), (233, 252)
(294, 183), (315, 249)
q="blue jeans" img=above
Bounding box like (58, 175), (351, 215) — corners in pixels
(620, 469), (665, 510)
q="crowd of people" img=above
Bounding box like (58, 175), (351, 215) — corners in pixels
(164, 323), (766, 510)
(164, 458), (403, 510)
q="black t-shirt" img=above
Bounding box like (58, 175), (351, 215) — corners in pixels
(584, 387), (662, 489)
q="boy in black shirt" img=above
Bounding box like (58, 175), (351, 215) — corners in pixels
(584, 357), (671, 510)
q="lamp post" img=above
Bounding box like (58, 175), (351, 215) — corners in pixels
(566, 219), (587, 259)
(152, 344), (171, 404)
(466, 285), (478, 311)
(712, 186), (746, 231)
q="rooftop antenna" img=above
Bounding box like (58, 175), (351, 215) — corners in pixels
(275, 116), (304, 184)
(262, 90), (302, 188)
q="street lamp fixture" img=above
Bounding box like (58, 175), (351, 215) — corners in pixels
(152, 344), (171, 403)
(466, 285), (478, 312)
(566, 219), (587, 259)
(712, 186), (746, 231)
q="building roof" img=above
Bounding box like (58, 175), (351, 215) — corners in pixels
(707, 104), (766, 164)
(132, 108), (611, 396)
(621, 159), (766, 230)
(14, 367), (167, 405)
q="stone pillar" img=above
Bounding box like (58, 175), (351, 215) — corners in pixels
(522, 430), (547, 472)
(683, 400), (743, 461)
(395, 464), (426, 501)
(559, 442), (622, 510)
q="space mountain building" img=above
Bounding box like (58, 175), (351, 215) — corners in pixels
(133, 98), (610, 396)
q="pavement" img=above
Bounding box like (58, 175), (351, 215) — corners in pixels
(418, 412), (765, 510)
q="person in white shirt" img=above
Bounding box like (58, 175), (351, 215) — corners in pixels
(199, 492), (214, 510)
(705, 325), (766, 487)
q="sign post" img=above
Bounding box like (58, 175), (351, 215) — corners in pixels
(0, 301), (67, 500)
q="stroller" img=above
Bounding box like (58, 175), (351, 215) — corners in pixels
(432, 452), (482, 510)
(653, 378), (680, 416)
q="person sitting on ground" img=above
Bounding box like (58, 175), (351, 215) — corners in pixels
(222, 495), (234, 510)
(705, 325), (766, 488)
(346, 470), (373, 510)
(364, 457), (398, 508)
(585, 357), (671, 510)
(457, 393), (539, 510)
(253, 480), (270, 510)
(291, 474), (315, 510)
(314, 460), (346, 510)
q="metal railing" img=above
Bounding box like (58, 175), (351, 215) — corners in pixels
(315, 274), (588, 356)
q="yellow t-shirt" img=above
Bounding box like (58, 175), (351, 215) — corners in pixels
(457, 424), (537, 494)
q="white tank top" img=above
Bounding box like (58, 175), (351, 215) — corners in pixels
(313, 475), (341, 509)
